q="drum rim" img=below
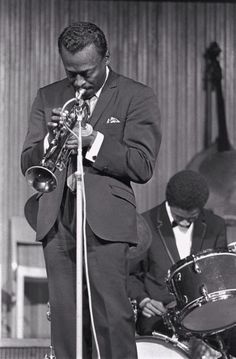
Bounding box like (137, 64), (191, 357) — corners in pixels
(177, 291), (236, 334)
(167, 248), (236, 281)
(135, 334), (190, 357)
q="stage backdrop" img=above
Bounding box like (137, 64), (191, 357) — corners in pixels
(0, 0), (236, 337)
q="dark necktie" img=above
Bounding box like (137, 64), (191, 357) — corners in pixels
(172, 221), (191, 229)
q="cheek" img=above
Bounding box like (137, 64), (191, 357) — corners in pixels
(92, 73), (102, 84)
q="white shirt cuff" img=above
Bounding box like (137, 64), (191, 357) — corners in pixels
(85, 131), (104, 162)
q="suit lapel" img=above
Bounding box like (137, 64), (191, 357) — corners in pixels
(191, 213), (207, 253)
(89, 70), (118, 127)
(157, 203), (181, 264)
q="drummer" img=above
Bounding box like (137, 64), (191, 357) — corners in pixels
(128, 169), (236, 357)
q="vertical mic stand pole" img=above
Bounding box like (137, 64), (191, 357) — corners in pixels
(75, 115), (84, 359)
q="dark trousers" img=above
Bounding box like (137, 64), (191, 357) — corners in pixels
(42, 190), (137, 359)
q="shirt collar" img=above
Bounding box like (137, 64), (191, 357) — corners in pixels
(166, 201), (174, 223)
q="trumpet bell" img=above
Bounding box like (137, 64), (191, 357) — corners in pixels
(25, 166), (58, 193)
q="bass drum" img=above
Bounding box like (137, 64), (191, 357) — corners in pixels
(136, 333), (190, 359)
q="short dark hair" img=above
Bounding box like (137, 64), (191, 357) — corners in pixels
(58, 22), (108, 58)
(166, 170), (209, 210)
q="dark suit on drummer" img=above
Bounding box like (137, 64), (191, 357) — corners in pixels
(21, 23), (161, 359)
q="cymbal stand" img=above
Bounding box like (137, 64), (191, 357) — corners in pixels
(129, 299), (138, 323)
(162, 310), (177, 336)
(44, 302), (56, 359)
(202, 332), (231, 359)
(214, 334), (231, 359)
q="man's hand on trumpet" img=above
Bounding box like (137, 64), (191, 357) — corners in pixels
(48, 107), (96, 150)
(47, 108), (63, 143)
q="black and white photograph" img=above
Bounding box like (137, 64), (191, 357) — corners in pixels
(0, 1), (236, 358)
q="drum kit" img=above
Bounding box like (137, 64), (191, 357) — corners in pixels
(136, 248), (236, 359)
(43, 248), (236, 358)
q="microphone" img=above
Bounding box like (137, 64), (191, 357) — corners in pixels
(75, 89), (93, 136)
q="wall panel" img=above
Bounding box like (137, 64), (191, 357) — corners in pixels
(1, 0), (236, 336)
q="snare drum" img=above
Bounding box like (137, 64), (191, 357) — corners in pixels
(167, 249), (236, 334)
(136, 333), (190, 358)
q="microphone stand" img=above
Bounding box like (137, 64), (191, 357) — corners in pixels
(73, 92), (94, 359)
(75, 110), (84, 359)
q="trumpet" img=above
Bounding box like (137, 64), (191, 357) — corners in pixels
(25, 88), (92, 193)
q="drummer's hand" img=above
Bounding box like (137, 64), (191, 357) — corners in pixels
(139, 298), (167, 318)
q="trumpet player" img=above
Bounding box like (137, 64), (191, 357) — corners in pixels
(21, 22), (161, 359)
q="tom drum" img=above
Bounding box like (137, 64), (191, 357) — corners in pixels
(167, 249), (236, 334)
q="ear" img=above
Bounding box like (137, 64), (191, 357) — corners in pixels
(105, 50), (110, 65)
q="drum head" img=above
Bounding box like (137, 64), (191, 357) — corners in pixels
(136, 335), (190, 359)
(181, 296), (236, 334)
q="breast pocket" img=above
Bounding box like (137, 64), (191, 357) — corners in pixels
(102, 121), (124, 139)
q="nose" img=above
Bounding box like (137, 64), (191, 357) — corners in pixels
(74, 74), (86, 88)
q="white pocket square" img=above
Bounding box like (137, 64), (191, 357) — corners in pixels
(106, 117), (120, 124)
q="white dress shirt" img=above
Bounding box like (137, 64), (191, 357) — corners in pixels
(166, 201), (193, 259)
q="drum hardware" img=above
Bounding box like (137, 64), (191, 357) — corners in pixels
(130, 298), (138, 323)
(176, 272), (182, 281)
(162, 310), (178, 335)
(44, 346), (56, 359)
(163, 307), (193, 341)
(182, 295), (188, 305)
(46, 302), (51, 322)
(228, 242), (236, 253)
(44, 302), (56, 359)
(162, 309), (227, 358)
(214, 335), (230, 359)
(200, 285), (210, 302)
(153, 330), (180, 347)
(192, 255), (201, 274)
(202, 333), (232, 359)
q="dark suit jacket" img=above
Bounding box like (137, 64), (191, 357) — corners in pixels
(21, 69), (161, 241)
(128, 201), (227, 305)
